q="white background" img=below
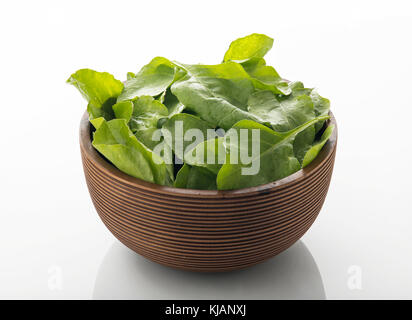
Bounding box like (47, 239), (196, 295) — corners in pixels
(0, 0), (411, 299)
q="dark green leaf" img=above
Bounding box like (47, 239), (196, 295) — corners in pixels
(171, 62), (259, 129)
(162, 89), (185, 118)
(302, 124), (334, 167)
(216, 115), (329, 190)
(311, 91), (330, 133)
(175, 164), (217, 190)
(247, 90), (317, 163)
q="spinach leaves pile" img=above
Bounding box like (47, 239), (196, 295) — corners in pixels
(68, 34), (334, 190)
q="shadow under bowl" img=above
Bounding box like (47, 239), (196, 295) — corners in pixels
(80, 112), (337, 272)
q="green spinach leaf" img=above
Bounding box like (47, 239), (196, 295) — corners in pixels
(67, 69), (123, 120)
(171, 62), (260, 129)
(118, 57), (183, 102)
(69, 33), (334, 190)
(302, 124), (334, 168)
(92, 119), (171, 186)
(175, 164), (217, 190)
(217, 115), (329, 190)
(113, 97), (169, 149)
(241, 58), (291, 95)
(223, 33), (274, 63)
(162, 113), (213, 161)
(184, 137), (226, 175)
(162, 89), (185, 118)
(247, 90), (317, 163)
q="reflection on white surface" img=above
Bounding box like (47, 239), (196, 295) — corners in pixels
(93, 240), (325, 300)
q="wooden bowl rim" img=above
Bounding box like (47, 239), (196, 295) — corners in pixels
(80, 111), (337, 198)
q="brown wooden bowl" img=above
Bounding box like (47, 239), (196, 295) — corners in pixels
(80, 112), (337, 272)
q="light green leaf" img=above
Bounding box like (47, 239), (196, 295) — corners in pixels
(113, 97), (174, 179)
(90, 117), (105, 129)
(112, 100), (134, 122)
(302, 124), (334, 168)
(171, 62), (259, 129)
(117, 57), (182, 102)
(92, 119), (171, 185)
(67, 69), (123, 120)
(216, 115), (329, 190)
(223, 33), (274, 63)
(174, 164), (217, 190)
(126, 72), (136, 80)
(129, 96), (169, 149)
